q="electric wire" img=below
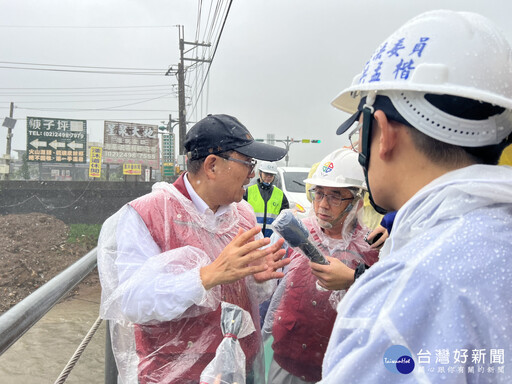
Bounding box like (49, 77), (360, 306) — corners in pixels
(0, 65), (166, 76)
(188, 0), (228, 117)
(188, 0), (233, 118)
(0, 61), (165, 71)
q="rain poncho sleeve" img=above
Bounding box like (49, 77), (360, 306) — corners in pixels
(97, 178), (271, 384)
(321, 165), (512, 384)
(100, 205), (219, 323)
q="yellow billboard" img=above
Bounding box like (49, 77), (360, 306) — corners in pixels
(88, 146), (102, 178)
(123, 163), (142, 175)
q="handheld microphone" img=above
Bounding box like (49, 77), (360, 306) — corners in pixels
(273, 210), (329, 265)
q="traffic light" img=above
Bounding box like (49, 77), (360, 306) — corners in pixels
(311, 139), (321, 143)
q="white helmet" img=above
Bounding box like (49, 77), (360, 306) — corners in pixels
(303, 148), (366, 190)
(332, 10), (512, 147)
(258, 161), (278, 174)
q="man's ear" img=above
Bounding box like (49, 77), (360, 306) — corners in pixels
(374, 110), (399, 160)
(203, 155), (217, 179)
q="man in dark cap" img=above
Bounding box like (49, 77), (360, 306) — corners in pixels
(97, 114), (290, 384)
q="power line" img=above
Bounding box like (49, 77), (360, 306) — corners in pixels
(0, 65), (166, 76)
(0, 61), (166, 71)
(6, 96), (173, 104)
(188, 0), (230, 113)
(0, 25), (174, 29)
(7, 117), (177, 121)
(188, 0), (233, 118)
(18, 107), (173, 112)
(0, 90), (174, 96)
(16, 94), (172, 111)
(0, 84), (171, 91)
(195, 0), (203, 42)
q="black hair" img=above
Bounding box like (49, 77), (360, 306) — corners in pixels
(378, 94), (511, 166)
(186, 150), (235, 175)
(187, 157), (205, 175)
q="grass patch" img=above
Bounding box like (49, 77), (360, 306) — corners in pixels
(67, 223), (102, 248)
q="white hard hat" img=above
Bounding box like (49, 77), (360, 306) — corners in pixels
(332, 10), (512, 147)
(303, 148), (366, 190)
(258, 161), (278, 174)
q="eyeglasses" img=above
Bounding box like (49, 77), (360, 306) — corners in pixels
(348, 122), (362, 151)
(310, 189), (354, 206)
(217, 155), (257, 173)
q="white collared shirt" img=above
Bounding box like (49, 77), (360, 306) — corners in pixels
(184, 172), (229, 217)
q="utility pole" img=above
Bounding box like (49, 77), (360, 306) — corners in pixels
(177, 25), (186, 156)
(4, 102), (15, 180)
(174, 25), (211, 155)
(275, 136), (296, 167)
(260, 136), (321, 166)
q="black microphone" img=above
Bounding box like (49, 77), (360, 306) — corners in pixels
(273, 210), (329, 265)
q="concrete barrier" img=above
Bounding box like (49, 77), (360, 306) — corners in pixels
(0, 179), (177, 224)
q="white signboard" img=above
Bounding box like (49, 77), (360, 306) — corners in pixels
(103, 121), (159, 167)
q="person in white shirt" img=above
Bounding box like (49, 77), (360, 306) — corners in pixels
(97, 114), (290, 384)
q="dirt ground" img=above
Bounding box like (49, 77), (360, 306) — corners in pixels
(0, 212), (100, 314)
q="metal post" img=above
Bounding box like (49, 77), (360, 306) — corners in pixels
(178, 26), (187, 155)
(4, 102), (14, 180)
(105, 320), (118, 384)
(285, 136), (290, 166)
(275, 136), (294, 166)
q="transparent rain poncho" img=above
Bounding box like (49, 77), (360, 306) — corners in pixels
(97, 180), (273, 384)
(321, 165), (512, 383)
(262, 206), (379, 382)
(200, 302), (256, 384)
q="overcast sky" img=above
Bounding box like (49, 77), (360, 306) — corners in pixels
(1, 0), (512, 168)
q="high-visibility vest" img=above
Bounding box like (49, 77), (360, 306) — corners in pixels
(247, 184), (283, 237)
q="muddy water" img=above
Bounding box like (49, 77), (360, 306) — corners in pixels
(0, 286), (106, 384)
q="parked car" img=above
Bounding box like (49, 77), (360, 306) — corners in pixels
(274, 166), (311, 216)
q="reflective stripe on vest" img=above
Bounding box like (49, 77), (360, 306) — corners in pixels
(246, 184), (283, 234)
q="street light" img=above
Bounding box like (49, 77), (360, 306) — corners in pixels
(256, 137), (322, 166)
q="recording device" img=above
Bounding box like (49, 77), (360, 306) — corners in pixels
(365, 231), (383, 245)
(273, 210), (329, 265)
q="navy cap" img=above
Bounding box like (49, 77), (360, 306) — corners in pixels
(184, 114), (287, 161)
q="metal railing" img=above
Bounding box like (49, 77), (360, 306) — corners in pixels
(0, 247), (117, 383)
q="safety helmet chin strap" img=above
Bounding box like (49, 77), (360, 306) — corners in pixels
(359, 101), (388, 215)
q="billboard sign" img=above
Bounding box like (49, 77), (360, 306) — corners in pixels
(103, 121), (159, 167)
(89, 146), (102, 178)
(26, 116), (87, 163)
(123, 163), (141, 175)
(163, 162), (175, 177)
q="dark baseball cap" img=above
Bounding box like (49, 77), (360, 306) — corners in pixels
(184, 114), (287, 161)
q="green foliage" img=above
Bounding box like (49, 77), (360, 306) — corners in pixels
(67, 223), (102, 248)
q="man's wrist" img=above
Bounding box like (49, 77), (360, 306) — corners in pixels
(200, 265), (215, 290)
